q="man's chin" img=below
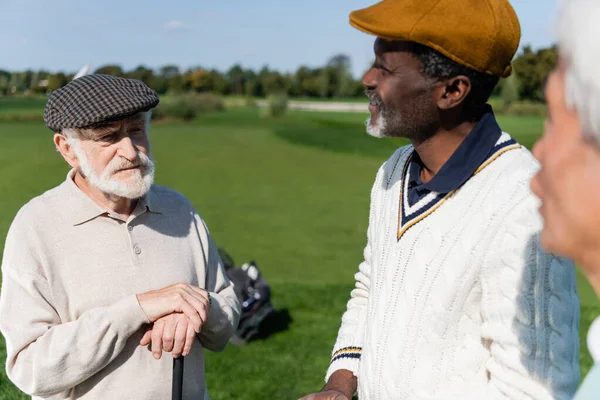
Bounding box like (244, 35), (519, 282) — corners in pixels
(539, 227), (570, 260)
(366, 117), (386, 138)
(92, 175), (153, 200)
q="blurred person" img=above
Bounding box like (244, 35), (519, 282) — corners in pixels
(301, 0), (580, 399)
(0, 74), (240, 399)
(531, 0), (600, 398)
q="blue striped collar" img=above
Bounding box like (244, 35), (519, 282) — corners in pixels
(397, 107), (521, 240)
(408, 106), (502, 200)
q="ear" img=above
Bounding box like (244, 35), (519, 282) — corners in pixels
(54, 133), (80, 170)
(435, 75), (472, 110)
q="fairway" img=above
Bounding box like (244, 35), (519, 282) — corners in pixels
(0, 108), (597, 399)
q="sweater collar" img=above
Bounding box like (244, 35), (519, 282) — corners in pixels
(64, 169), (161, 226)
(408, 106), (502, 194)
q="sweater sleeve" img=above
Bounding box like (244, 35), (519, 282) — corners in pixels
(0, 219), (150, 397)
(325, 165), (386, 381)
(195, 216), (241, 352)
(478, 192), (580, 399)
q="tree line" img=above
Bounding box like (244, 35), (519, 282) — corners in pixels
(1, 46), (557, 102)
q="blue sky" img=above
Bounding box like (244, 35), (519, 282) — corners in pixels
(1, 0), (557, 78)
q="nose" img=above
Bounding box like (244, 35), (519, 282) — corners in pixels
(362, 67), (377, 92)
(116, 136), (138, 161)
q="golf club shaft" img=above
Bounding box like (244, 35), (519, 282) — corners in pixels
(172, 356), (184, 400)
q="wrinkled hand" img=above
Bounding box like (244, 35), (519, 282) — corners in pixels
(140, 313), (197, 359)
(298, 391), (350, 400)
(136, 282), (210, 333)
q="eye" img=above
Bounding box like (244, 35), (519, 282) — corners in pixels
(97, 133), (117, 143)
(373, 62), (389, 76)
(130, 128), (144, 136)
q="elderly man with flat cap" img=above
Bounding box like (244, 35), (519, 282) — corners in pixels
(301, 1), (580, 399)
(0, 74), (240, 399)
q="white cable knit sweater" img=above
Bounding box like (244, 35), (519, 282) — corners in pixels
(326, 135), (580, 400)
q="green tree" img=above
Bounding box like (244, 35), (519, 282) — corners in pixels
(0, 70), (10, 95)
(152, 76), (169, 95)
(167, 74), (185, 93)
(327, 54), (354, 98)
(258, 67), (288, 95)
(185, 68), (225, 93)
(227, 65), (245, 96)
(317, 68), (331, 98)
(47, 72), (68, 91)
(128, 65), (154, 86)
(159, 65), (180, 80)
(29, 70), (51, 94)
(500, 73), (520, 108)
(94, 65), (125, 76)
(154, 65), (183, 94)
(22, 70), (34, 92)
(8, 72), (28, 93)
(210, 69), (228, 94)
(243, 69), (258, 97)
(292, 66), (321, 97)
(158, 65), (183, 93)
(512, 45), (558, 101)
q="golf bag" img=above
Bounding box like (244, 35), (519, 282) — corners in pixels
(219, 249), (276, 344)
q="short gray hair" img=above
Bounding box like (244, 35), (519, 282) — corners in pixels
(557, 0), (600, 146)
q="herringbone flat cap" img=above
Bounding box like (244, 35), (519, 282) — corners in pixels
(44, 74), (159, 132)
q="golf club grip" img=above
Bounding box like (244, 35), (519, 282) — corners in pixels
(172, 356), (184, 400)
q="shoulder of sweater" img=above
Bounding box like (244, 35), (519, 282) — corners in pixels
(382, 144), (413, 171)
(375, 144), (413, 189)
(148, 185), (196, 211)
(485, 140), (539, 184)
(480, 143), (553, 251)
(147, 185), (212, 226)
(473, 142), (540, 206)
(9, 182), (69, 228)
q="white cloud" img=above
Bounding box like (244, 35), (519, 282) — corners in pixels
(164, 20), (186, 32)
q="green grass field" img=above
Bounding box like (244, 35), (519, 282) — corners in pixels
(0, 96), (46, 116)
(0, 107), (597, 399)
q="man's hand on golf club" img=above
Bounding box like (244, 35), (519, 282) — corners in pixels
(140, 313), (197, 359)
(136, 282), (211, 333)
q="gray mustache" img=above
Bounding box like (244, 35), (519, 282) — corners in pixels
(107, 155), (153, 175)
(365, 89), (384, 107)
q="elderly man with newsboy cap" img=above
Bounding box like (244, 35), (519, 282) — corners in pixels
(301, 0), (581, 399)
(532, 0), (600, 398)
(0, 74), (240, 399)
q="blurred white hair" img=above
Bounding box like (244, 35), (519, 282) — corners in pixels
(557, 0), (600, 146)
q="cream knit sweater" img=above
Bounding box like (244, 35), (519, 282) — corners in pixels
(326, 135), (580, 400)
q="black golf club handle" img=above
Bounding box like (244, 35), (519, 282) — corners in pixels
(172, 356), (184, 400)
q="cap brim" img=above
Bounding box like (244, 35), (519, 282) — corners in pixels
(349, 2), (416, 42)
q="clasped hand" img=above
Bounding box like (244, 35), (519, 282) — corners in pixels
(136, 282), (211, 359)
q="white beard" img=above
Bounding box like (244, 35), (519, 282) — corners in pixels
(71, 142), (155, 200)
(366, 113), (388, 138)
